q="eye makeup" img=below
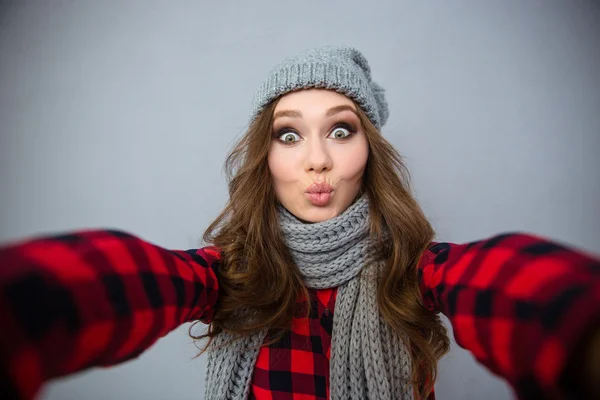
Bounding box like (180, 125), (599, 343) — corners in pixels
(272, 120), (359, 139)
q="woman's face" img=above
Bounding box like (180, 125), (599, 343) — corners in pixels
(268, 89), (369, 223)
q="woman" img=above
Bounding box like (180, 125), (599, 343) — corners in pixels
(0, 46), (599, 400)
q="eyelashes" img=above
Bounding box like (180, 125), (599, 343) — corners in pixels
(331, 122), (358, 134)
(272, 121), (359, 142)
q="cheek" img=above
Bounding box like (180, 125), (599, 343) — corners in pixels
(268, 146), (295, 184)
(334, 140), (369, 179)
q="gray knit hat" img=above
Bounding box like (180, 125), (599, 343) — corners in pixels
(251, 46), (389, 129)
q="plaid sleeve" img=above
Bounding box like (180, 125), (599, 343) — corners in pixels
(0, 230), (219, 400)
(417, 232), (600, 399)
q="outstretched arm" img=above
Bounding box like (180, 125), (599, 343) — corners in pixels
(0, 230), (220, 400)
(418, 232), (600, 399)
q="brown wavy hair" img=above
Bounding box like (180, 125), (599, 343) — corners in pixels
(191, 96), (450, 398)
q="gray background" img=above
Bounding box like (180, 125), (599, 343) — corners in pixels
(1, 1), (599, 399)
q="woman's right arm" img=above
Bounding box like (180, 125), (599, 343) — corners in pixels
(0, 229), (220, 400)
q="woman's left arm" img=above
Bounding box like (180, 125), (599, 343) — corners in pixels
(418, 232), (600, 399)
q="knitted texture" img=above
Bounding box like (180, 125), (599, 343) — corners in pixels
(204, 197), (414, 399)
(250, 46), (389, 129)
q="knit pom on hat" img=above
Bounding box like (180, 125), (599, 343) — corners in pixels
(251, 46), (389, 129)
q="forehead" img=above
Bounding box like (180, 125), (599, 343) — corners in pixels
(274, 88), (356, 112)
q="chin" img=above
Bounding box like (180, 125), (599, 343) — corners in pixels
(297, 204), (341, 223)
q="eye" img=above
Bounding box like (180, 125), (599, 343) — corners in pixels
(278, 131), (301, 144)
(328, 125), (353, 140)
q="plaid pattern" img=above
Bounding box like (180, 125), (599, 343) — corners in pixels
(250, 289), (337, 400)
(0, 230), (219, 400)
(419, 233), (600, 399)
(0, 230), (599, 400)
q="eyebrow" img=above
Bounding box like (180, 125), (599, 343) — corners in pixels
(326, 104), (359, 118)
(273, 104), (359, 121)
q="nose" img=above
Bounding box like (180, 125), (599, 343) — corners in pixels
(304, 138), (332, 174)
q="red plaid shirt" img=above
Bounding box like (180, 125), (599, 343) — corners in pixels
(0, 230), (599, 399)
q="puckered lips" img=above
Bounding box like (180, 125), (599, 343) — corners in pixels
(305, 182), (333, 206)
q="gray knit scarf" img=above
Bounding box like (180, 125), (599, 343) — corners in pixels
(204, 196), (414, 399)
